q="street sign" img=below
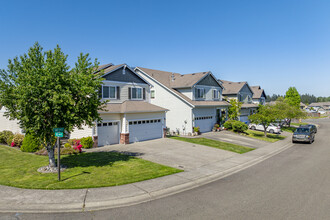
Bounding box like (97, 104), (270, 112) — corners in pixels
(53, 128), (64, 132)
(55, 132), (63, 137)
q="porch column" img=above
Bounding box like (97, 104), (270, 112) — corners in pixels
(120, 113), (129, 144)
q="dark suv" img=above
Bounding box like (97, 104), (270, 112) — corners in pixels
(292, 127), (315, 144)
(300, 124), (317, 134)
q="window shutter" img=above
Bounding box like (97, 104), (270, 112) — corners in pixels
(203, 89), (206, 98)
(128, 87), (131, 99)
(143, 88), (146, 100)
(117, 86), (120, 99)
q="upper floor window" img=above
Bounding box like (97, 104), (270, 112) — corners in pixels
(131, 87), (142, 100)
(212, 89), (220, 99)
(151, 90), (155, 99)
(102, 86), (117, 99)
(195, 88), (205, 99)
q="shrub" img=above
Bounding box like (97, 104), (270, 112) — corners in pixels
(223, 120), (235, 130)
(0, 130), (14, 145)
(64, 143), (72, 148)
(80, 137), (94, 149)
(232, 121), (248, 133)
(193, 127), (200, 133)
(21, 133), (42, 152)
(12, 133), (24, 148)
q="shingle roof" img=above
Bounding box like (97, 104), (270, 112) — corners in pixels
(137, 67), (229, 107)
(99, 101), (168, 114)
(251, 86), (265, 99)
(241, 103), (258, 108)
(309, 102), (330, 107)
(220, 80), (248, 95)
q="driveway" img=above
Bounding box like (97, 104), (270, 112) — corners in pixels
(201, 130), (267, 148)
(86, 138), (237, 171)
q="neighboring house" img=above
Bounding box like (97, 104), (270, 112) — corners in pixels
(300, 102), (307, 110)
(135, 67), (230, 134)
(308, 102), (330, 112)
(64, 63), (167, 146)
(0, 106), (22, 134)
(250, 86), (266, 105)
(219, 80), (258, 123)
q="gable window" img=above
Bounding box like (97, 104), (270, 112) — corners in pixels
(151, 90), (155, 99)
(102, 86), (117, 99)
(131, 87), (142, 100)
(212, 89), (219, 99)
(195, 88), (205, 99)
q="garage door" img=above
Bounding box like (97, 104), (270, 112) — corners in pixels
(239, 115), (249, 124)
(97, 121), (119, 146)
(194, 116), (214, 133)
(129, 119), (162, 143)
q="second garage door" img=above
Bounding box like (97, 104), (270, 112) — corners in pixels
(97, 121), (119, 146)
(194, 116), (214, 133)
(129, 119), (163, 143)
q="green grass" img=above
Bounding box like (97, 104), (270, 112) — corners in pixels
(243, 130), (286, 142)
(291, 122), (308, 126)
(281, 127), (296, 133)
(0, 145), (181, 189)
(169, 136), (254, 154)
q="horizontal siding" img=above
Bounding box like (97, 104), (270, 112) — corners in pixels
(70, 125), (93, 139)
(0, 112), (22, 134)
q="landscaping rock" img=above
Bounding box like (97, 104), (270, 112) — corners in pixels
(37, 165), (67, 173)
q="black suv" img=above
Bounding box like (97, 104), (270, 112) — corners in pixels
(292, 127), (315, 144)
(300, 124), (317, 134)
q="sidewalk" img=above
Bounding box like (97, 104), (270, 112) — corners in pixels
(0, 134), (294, 213)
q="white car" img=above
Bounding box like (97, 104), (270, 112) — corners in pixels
(248, 123), (281, 134)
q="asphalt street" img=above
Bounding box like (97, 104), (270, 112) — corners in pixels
(1, 119), (329, 220)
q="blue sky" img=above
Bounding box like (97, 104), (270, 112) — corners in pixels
(1, 0), (329, 96)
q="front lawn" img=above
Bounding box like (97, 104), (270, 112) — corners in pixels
(291, 122), (308, 126)
(243, 130), (286, 142)
(169, 137), (254, 154)
(0, 145), (181, 189)
(281, 127), (296, 133)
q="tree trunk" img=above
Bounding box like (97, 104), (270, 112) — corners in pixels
(46, 144), (56, 167)
(288, 119), (291, 127)
(263, 126), (268, 137)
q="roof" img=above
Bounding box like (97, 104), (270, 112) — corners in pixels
(251, 86), (266, 99)
(136, 67), (229, 108)
(309, 102), (330, 107)
(99, 101), (168, 114)
(220, 80), (249, 95)
(300, 102), (307, 107)
(241, 103), (258, 108)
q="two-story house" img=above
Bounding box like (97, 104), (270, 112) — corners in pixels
(70, 63), (167, 146)
(250, 86), (266, 105)
(135, 67), (230, 134)
(219, 80), (258, 123)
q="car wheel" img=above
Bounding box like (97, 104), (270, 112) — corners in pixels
(269, 129), (274, 134)
(292, 140), (296, 143)
(309, 139), (313, 144)
(251, 126), (256, 130)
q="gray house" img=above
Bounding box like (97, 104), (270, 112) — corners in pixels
(219, 80), (258, 123)
(251, 86), (266, 105)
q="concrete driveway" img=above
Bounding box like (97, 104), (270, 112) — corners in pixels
(86, 138), (236, 171)
(201, 130), (266, 148)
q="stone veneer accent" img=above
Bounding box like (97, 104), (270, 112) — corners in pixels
(120, 133), (129, 144)
(93, 136), (98, 148)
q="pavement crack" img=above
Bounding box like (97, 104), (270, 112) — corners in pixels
(82, 188), (89, 211)
(132, 184), (152, 198)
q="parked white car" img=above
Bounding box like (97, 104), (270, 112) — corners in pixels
(248, 123), (281, 134)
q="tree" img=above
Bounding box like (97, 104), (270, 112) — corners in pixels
(285, 87), (301, 108)
(0, 42), (104, 168)
(228, 99), (242, 120)
(274, 100), (307, 127)
(248, 104), (280, 137)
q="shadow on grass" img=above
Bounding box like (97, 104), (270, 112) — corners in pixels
(61, 151), (137, 168)
(249, 132), (285, 140)
(61, 171), (91, 181)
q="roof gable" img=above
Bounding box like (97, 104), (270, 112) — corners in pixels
(221, 80), (251, 95)
(196, 74), (222, 87)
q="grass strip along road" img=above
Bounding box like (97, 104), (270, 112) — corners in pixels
(0, 145), (181, 189)
(169, 137), (254, 154)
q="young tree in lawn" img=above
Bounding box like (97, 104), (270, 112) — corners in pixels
(274, 100), (307, 127)
(228, 99), (242, 120)
(0, 42), (104, 168)
(285, 87), (301, 108)
(248, 105), (280, 137)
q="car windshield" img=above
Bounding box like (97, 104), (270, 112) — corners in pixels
(296, 128), (310, 133)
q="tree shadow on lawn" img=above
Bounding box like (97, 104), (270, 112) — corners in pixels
(248, 132), (285, 140)
(60, 151), (143, 168)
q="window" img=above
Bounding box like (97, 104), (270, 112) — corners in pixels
(132, 87), (142, 100)
(102, 86), (116, 99)
(195, 88), (205, 99)
(151, 90), (155, 99)
(213, 89), (219, 99)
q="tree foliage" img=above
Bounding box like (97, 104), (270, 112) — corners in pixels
(248, 104), (280, 136)
(228, 99), (242, 120)
(273, 100), (307, 127)
(0, 42), (104, 167)
(285, 87), (301, 108)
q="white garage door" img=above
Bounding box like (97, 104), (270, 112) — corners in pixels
(239, 115), (249, 124)
(194, 116), (214, 133)
(97, 121), (119, 146)
(129, 119), (162, 143)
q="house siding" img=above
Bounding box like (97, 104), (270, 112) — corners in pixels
(197, 75), (220, 87)
(194, 85), (222, 101)
(103, 67), (146, 84)
(70, 124), (93, 139)
(176, 88), (193, 99)
(0, 111), (22, 134)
